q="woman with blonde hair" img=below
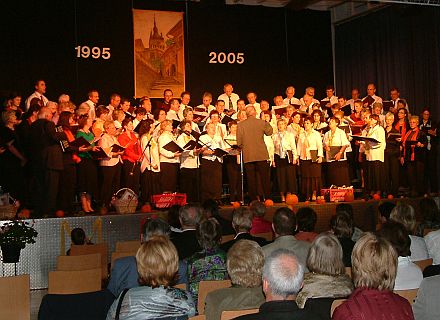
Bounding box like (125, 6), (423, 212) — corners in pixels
(297, 233), (353, 319)
(106, 236), (195, 319)
(332, 233), (414, 320)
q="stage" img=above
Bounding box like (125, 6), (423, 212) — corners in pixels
(0, 196), (435, 289)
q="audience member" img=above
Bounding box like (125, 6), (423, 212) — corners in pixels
(297, 233), (353, 319)
(413, 275), (440, 320)
(379, 222), (423, 290)
(390, 203), (429, 261)
(415, 197), (440, 237)
(221, 208), (268, 252)
(186, 218), (228, 307)
(170, 204), (202, 259)
(378, 201), (396, 226)
(335, 203), (363, 241)
(330, 211), (355, 267)
(332, 232), (414, 320)
(106, 236), (195, 319)
(234, 249), (323, 320)
(295, 207), (318, 242)
(249, 200), (272, 234)
(205, 240), (265, 320)
(262, 207), (310, 269)
(202, 199), (235, 235)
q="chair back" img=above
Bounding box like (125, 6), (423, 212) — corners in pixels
(189, 316), (206, 320)
(221, 308), (259, 320)
(198, 279), (231, 314)
(48, 268), (102, 294)
(221, 234), (235, 244)
(70, 243), (108, 279)
(253, 232), (273, 241)
(414, 258), (433, 272)
(115, 240), (141, 253)
(345, 267), (352, 278)
(56, 253), (101, 271)
(330, 299), (346, 316)
(110, 252), (135, 270)
(394, 289), (418, 305)
(174, 283), (187, 290)
(0, 274), (30, 320)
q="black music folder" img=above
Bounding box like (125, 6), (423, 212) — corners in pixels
(163, 141), (183, 153)
(350, 135), (380, 144)
(328, 146), (345, 160)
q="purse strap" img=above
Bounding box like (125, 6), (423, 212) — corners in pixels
(115, 288), (129, 320)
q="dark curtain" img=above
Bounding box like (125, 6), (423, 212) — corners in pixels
(335, 5), (440, 120)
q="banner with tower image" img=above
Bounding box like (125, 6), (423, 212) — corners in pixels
(133, 10), (185, 98)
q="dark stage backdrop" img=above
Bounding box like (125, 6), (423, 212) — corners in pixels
(0, 0), (333, 107)
(335, 5), (440, 119)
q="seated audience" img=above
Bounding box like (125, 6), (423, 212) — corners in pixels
(249, 200), (272, 234)
(186, 218), (228, 307)
(424, 228), (440, 276)
(297, 233), (353, 319)
(205, 240), (265, 320)
(262, 207), (310, 269)
(377, 201), (396, 228)
(336, 203), (363, 241)
(106, 236), (195, 319)
(170, 204), (202, 260)
(221, 208), (268, 252)
(107, 217), (181, 297)
(66, 227), (91, 255)
(202, 199), (235, 235)
(413, 275), (440, 320)
(332, 232), (415, 320)
(390, 203), (429, 261)
(234, 249), (323, 320)
(295, 207), (319, 242)
(415, 197), (440, 237)
(330, 211), (355, 267)
(379, 222), (423, 290)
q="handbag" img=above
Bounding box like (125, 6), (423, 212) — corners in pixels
(115, 288), (129, 320)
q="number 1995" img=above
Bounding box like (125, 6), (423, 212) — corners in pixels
(75, 46), (111, 60)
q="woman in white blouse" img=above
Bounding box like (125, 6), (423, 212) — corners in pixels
(177, 120), (201, 202)
(323, 117), (350, 187)
(158, 120), (181, 193)
(359, 114), (386, 195)
(139, 119), (161, 204)
(297, 116), (323, 200)
(272, 119), (298, 202)
(199, 123), (228, 202)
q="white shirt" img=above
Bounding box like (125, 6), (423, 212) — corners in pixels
(217, 93), (240, 111)
(166, 109), (181, 121)
(140, 134), (160, 173)
(83, 100), (96, 121)
(321, 95), (339, 107)
(283, 97), (301, 106)
(360, 125), (386, 162)
(199, 134), (226, 163)
(323, 127), (350, 162)
(98, 133), (122, 167)
(158, 131), (180, 164)
(425, 229), (440, 265)
(272, 131), (297, 160)
(410, 235), (429, 262)
(25, 91), (48, 110)
(297, 129), (324, 160)
(176, 133), (199, 169)
(264, 135), (275, 165)
(394, 256), (423, 290)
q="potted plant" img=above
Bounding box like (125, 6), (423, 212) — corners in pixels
(0, 220), (38, 263)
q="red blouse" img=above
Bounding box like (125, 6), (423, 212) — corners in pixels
(118, 131), (142, 163)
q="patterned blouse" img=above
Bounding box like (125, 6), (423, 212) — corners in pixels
(186, 247), (228, 307)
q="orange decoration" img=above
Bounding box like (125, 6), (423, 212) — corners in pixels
(373, 193), (381, 201)
(304, 201), (310, 205)
(141, 204), (152, 213)
(232, 201), (241, 208)
(264, 199), (274, 207)
(18, 209), (31, 219)
(344, 190), (355, 202)
(286, 194), (299, 206)
(387, 194), (394, 200)
(55, 210), (65, 218)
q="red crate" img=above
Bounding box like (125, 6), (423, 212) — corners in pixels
(321, 187), (353, 202)
(151, 193), (187, 209)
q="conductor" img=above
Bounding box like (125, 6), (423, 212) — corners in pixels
(237, 106), (273, 202)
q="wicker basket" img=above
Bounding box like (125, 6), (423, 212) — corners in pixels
(0, 205), (17, 220)
(111, 188), (138, 214)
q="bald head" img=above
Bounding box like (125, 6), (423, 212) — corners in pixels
(38, 106), (52, 120)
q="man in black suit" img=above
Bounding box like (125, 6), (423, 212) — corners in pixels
(28, 106), (65, 216)
(221, 208), (268, 252)
(170, 204), (203, 259)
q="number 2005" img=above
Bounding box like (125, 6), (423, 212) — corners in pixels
(209, 52), (244, 64)
(75, 46), (111, 59)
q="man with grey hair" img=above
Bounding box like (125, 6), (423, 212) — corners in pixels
(170, 204), (203, 259)
(237, 105), (273, 202)
(235, 249), (324, 319)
